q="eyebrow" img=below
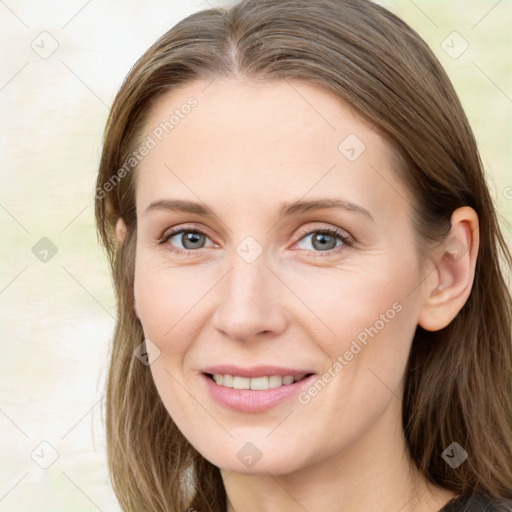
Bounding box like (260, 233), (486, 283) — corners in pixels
(143, 197), (373, 221)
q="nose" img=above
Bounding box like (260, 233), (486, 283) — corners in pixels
(212, 251), (288, 342)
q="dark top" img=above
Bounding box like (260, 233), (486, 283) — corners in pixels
(439, 493), (512, 511)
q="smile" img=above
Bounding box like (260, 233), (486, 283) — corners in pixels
(201, 368), (316, 413)
(208, 373), (311, 390)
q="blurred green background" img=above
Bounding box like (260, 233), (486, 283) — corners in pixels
(1, 1), (510, 510)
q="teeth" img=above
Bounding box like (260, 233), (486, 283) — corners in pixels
(233, 376), (250, 389)
(268, 375), (283, 388)
(211, 373), (308, 390)
(222, 374), (234, 387)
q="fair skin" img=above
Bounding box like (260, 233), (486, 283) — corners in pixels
(116, 78), (479, 512)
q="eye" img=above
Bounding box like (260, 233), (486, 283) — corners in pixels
(159, 227), (215, 255)
(294, 227), (352, 256)
(159, 225), (352, 257)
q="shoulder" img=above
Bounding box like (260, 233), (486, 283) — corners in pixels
(440, 492), (512, 512)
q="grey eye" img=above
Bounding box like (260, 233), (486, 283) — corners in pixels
(297, 231), (344, 252)
(311, 232), (338, 251)
(167, 230), (211, 250)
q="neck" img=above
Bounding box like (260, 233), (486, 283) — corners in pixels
(221, 398), (455, 512)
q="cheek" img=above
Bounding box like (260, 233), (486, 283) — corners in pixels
(133, 251), (212, 348)
(286, 272), (418, 464)
(288, 255), (421, 416)
(282, 255), (420, 353)
(133, 257), (212, 432)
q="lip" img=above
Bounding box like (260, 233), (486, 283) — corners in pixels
(202, 365), (314, 378)
(201, 370), (316, 413)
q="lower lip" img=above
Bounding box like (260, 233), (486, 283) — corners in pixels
(202, 373), (315, 413)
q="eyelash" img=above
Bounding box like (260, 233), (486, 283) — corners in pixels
(158, 225), (352, 258)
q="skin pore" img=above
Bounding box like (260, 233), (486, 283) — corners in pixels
(116, 78), (478, 512)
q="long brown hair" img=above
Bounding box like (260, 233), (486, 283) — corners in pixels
(94, 0), (512, 510)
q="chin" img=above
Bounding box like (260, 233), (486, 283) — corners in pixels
(191, 438), (310, 476)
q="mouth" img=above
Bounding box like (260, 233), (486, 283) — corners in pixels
(200, 366), (316, 412)
(204, 372), (313, 390)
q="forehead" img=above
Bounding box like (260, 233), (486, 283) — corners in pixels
(134, 78), (410, 222)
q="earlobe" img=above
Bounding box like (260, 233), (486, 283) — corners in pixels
(115, 217), (127, 246)
(417, 207), (479, 332)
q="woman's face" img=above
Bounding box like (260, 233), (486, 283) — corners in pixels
(132, 78), (427, 474)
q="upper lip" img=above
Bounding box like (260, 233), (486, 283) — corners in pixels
(202, 365), (315, 378)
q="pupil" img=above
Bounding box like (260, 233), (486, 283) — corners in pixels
(314, 233), (335, 250)
(184, 232), (203, 249)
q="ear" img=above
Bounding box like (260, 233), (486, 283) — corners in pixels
(417, 206), (479, 332)
(114, 216), (139, 317)
(115, 217), (127, 246)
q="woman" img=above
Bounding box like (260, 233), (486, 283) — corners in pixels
(94, 0), (512, 510)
